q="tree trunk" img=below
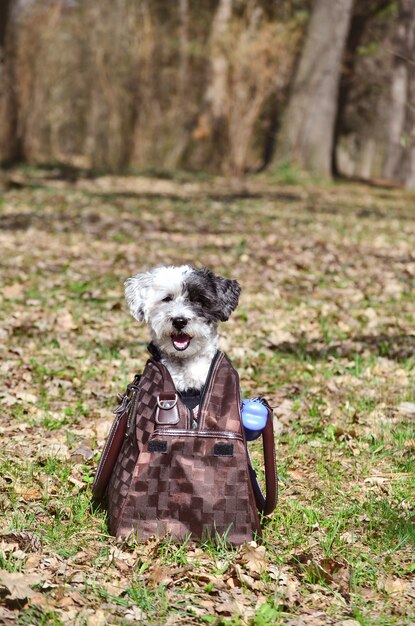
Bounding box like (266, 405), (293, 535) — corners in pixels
(206, 0), (233, 120)
(404, 62), (415, 189)
(188, 0), (233, 172)
(0, 0), (20, 164)
(165, 0), (190, 168)
(383, 0), (415, 188)
(274, 0), (354, 177)
(332, 0), (391, 176)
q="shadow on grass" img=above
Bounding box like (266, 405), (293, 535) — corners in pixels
(0, 210), (106, 232)
(364, 497), (415, 552)
(270, 333), (415, 362)
(3, 160), (93, 183)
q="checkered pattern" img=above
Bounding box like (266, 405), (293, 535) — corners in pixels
(107, 354), (261, 544)
(199, 353), (244, 434)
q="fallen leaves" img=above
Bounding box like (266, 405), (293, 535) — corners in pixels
(398, 402), (415, 417)
(0, 570), (43, 604)
(291, 551), (351, 601)
(53, 310), (78, 334)
(1, 174), (415, 624)
(0, 532), (42, 553)
(238, 542), (267, 576)
(3, 284), (25, 301)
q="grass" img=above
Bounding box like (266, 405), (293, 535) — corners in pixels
(0, 170), (414, 623)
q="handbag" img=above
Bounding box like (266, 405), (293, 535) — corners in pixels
(92, 353), (277, 544)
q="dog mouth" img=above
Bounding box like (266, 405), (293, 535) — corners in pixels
(171, 333), (192, 351)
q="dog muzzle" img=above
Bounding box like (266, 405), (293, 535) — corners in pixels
(171, 333), (192, 351)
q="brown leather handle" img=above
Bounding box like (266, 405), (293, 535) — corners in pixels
(249, 410), (278, 515)
(262, 414), (278, 514)
(92, 375), (141, 501)
(92, 410), (128, 500)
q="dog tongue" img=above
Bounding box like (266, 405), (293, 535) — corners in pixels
(172, 333), (191, 351)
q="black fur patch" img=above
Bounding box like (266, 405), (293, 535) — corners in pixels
(184, 268), (241, 322)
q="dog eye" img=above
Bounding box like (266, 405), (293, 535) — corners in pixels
(190, 293), (206, 306)
(162, 295), (173, 303)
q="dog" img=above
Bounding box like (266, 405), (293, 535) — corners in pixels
(124, 265), (240, 409)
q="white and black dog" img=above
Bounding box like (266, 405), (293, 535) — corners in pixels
(124, 266), (240, 404)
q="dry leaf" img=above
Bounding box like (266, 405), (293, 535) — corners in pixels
(0, 532), (42, 552)
(0, 570), (42, 602)
(15, 391), (38, 404)
(3, 284), (25, 300)
(70, 444), (94, 462)
(150, 565), (174, 587)
(0, 606), (19, 625)
(381, 576), (408, 594)
(238, 542), (267, 576)
(398, 402), (415, 416)
(55, 310), (78, 333)
(13, 485), (42, 502)
(86, 609), (107, 626)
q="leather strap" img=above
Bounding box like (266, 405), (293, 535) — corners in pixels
(249, 410), (278, 515)
(92, 376), (140, 500)
(92, 410), (128, 501)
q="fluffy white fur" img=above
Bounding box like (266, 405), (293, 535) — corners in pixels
(124, 265), (240, 392)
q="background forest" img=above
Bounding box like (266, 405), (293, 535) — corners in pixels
(0, 0), (414, 186)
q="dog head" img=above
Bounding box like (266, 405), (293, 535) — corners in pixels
(124, 265), (241, 359)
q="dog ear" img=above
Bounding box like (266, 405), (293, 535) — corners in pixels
(124, 271), (154, 322)
(214, 274), (241, 321)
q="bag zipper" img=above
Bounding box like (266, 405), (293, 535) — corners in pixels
(152, 428), (243, 440)
(125, 384), (141, 438)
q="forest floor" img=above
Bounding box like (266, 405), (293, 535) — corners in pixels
(0, 167), (414, 625)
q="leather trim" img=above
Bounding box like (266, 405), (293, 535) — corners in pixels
(92, 410), (128, 500)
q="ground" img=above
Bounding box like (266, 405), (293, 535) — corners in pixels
(0, 167), (414, 625)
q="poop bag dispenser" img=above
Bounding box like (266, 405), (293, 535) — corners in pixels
(241, 398), (268, 441)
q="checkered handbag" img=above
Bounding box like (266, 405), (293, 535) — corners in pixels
(92, 352), (277, 544)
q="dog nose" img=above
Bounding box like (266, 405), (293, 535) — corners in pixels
(172, 317), (188, 331)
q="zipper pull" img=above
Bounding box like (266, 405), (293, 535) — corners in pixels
(113, 394), (129, 417)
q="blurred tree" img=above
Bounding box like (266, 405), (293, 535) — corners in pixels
(333, 0), (392, 176)
(204, 0), (233, 169)
(383, 0), (415, 188)
(206, 0), (233, 120)
(0, 0), (16, 166)
(164, 0), (190, 168)
(274, 0), (354, 177)
(0, 1), (13, 52)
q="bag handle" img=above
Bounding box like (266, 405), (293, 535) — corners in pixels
(249, 407), (278, 515)
(91, 375), (141, 501)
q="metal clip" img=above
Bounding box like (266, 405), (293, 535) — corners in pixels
(113, 394), (130, 417)
(156, 394), (178, 410)
(155, 393), (179, 425)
